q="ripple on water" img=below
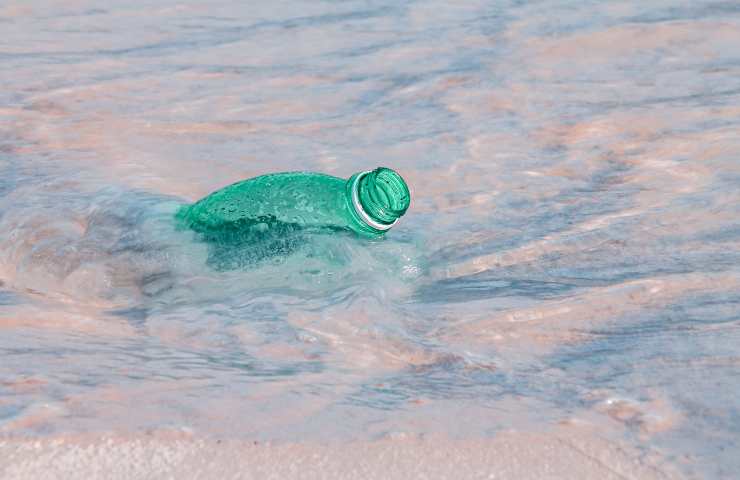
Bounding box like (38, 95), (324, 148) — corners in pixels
(1, 1), (740, 478)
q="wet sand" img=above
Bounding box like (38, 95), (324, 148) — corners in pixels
(0, 425), (682, 480)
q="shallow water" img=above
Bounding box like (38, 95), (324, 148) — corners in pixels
(1, 0), (739, 478)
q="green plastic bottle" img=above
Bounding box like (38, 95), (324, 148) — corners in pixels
(176, 167), (410, 266)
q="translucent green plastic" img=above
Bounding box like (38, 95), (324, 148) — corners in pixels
(176, 167), (410, 267)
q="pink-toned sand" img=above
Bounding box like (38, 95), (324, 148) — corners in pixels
(0, 425), (682, 480)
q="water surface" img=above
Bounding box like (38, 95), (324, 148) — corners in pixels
(1, 1), (739, 478)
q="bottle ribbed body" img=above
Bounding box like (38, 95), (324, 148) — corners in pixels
(180, 172), (353, 232)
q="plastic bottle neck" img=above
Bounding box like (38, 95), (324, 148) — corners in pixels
(348, 168), (410, 234)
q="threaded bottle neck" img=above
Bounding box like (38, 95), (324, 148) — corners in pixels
(349, 167), (410, 232)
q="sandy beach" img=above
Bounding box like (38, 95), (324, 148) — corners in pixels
(0, 424), (683, 480)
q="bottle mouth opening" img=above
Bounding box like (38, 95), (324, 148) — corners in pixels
(351, 167), (410, 232)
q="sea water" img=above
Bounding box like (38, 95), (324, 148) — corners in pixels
(1, 1), (739, 478)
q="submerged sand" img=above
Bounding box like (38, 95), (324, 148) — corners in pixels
(2, 0), (740, 478)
